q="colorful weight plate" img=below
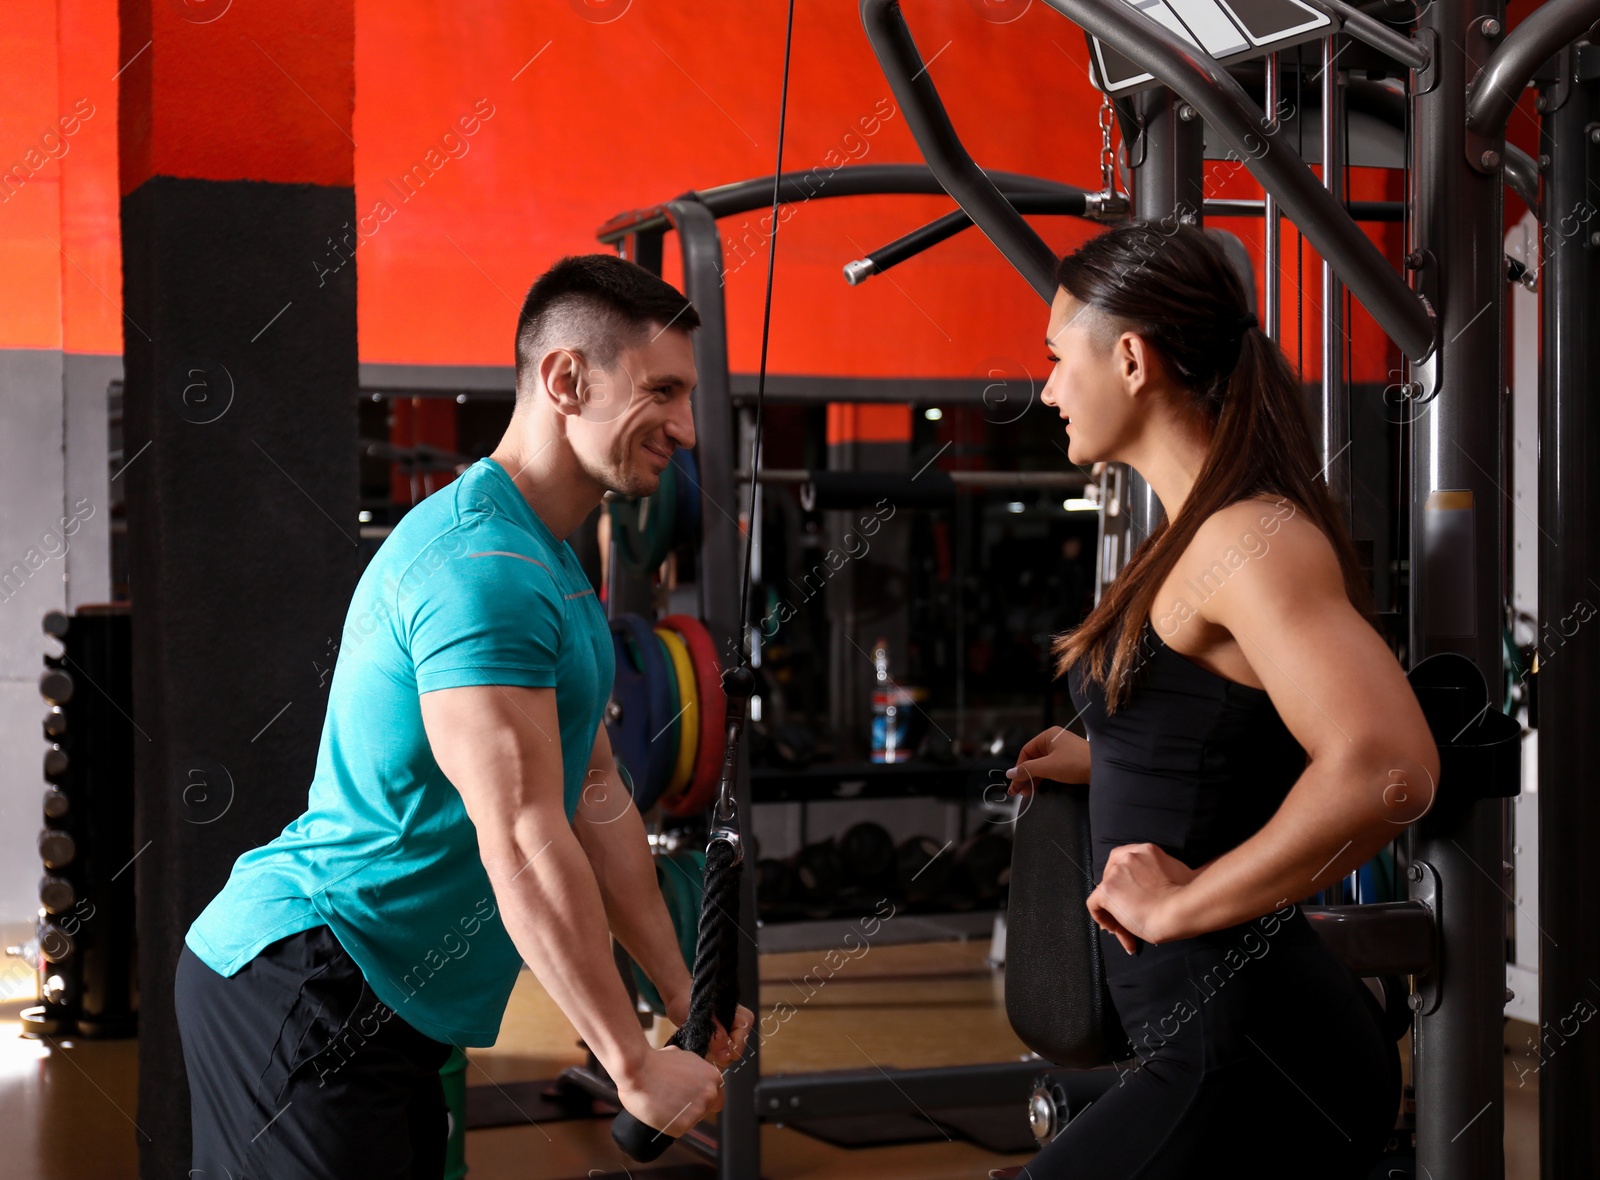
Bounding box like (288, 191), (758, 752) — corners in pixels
(631, 847), (707, 1017)
(654, 626), (699, 803)
(654, 628), (682, 794)
(671, 447), (701, 552)
(657, 614), (726, 817)
(608, 614), (676, 811)
(630, 855), (677, 1016)
(605, 623), (654, 812)
(662, 848), (704, 971)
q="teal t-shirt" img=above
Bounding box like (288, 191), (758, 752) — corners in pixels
(186, 458), (614, 1047)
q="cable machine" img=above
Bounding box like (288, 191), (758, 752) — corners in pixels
(561, 162), (1122, 1178)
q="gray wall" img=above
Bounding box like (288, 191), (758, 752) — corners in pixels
(0, 348), (116, 949)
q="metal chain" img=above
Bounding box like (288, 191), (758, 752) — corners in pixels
(1098, 93), (1116, 195)
(1084, 91), (1128, 221)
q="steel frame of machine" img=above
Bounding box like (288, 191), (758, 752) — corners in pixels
(569, 163), (1116, 1180)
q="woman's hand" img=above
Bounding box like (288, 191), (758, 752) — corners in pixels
(1086, 843), (1204, 953)
(1005, 726), (1091, 794)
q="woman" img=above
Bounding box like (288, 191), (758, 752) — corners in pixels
(1005, 220), (1438, 1178)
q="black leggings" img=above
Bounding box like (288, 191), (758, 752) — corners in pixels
(1024, 908), (1401, 1179)
(176, 925), (454, 1180)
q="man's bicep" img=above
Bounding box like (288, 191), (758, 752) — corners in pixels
(420, 684), (566, 861)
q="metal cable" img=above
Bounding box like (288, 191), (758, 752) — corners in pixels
(737, 0), (799, 669)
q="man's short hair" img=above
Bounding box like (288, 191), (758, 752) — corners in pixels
(514, 255), (700, 403)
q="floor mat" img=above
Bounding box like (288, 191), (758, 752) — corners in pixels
(785, 1102), (1037, 1154)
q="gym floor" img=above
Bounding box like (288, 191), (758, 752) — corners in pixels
(1, 937), (1541, 1179)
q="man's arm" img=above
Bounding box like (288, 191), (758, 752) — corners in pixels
(421, 684), (721, 1133)
(572, 723), (693, 1013)
(575, 724), (754, 1064)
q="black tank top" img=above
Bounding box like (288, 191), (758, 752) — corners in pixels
(1067, 617), (1308, 884)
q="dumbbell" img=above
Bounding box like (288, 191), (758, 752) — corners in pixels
(837, 821), (896, 892)
(786, 840), (845, 918)
(756, 857), (793, 918)
(895, 834), (953, 907)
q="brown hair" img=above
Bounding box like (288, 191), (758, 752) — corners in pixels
(1049, 220), (1376, 711)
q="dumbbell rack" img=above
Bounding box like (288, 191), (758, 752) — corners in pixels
(576, 164), (1120, 1179)
(16, 607), (139, 1039)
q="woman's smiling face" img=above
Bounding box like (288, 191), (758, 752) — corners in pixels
(1040, 287), (1148, 467)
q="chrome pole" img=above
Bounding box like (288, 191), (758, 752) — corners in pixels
(1263, 51), (1281, 341)
(1320, 34), (1351, 530)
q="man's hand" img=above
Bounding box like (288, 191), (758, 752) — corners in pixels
(710, 1005), (754, 1070)
(614, 1045), (724, 1136)
(661, 992), (755, 1071)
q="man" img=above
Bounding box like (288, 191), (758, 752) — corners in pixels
(177, 254), (753, 1178)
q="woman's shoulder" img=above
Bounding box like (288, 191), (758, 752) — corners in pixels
(1194, 494), (1321, 546)
(1190, 494), (1342, 596)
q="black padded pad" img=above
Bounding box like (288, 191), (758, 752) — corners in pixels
(1407, 651), (1522, 831)
(1004, 780), (1132, 1067)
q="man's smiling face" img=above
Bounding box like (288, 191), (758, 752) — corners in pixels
(566, 324), (698, 498)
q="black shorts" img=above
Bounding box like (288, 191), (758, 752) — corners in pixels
(175, 924), (455, 1180)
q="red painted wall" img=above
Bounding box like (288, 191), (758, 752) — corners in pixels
(58, 0), (122, 354)
(350, 0), (1541, 388)
(117, 0), (355, 196)
(3, 0), (1552, 379)
(0, 0), (123, 353)
(0, 2), (70, 350)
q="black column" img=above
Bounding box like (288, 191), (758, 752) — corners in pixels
(119, 5), (359, 1169)
(1538, 36), (1600, 1179)
(1406, 0), (1511, 1175)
